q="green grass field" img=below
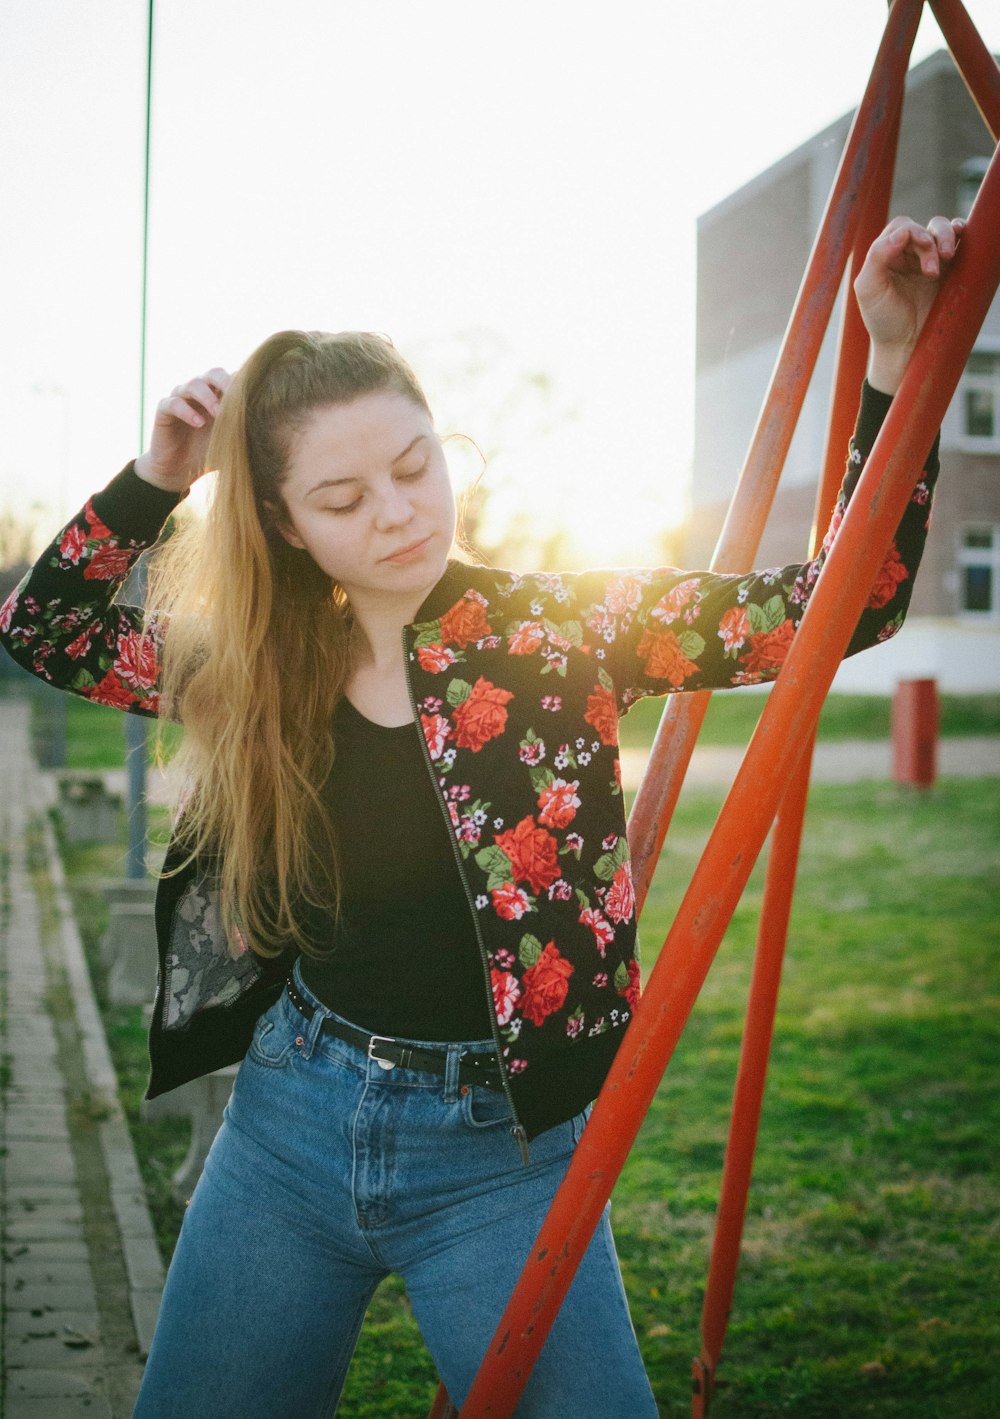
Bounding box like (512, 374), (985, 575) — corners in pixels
(56, 738), (1000, 1417)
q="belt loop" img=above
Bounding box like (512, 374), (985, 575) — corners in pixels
(443, 1044), (461, 1103)
(299, 994), (327, 1060)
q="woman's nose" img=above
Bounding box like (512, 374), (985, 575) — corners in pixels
(373, 482), (416, 531)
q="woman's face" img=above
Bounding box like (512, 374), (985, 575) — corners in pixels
(276, 390), (456, 612)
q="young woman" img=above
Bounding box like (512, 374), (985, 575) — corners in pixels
(0, 214), (961, 1417)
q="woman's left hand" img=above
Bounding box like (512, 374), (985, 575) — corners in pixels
(854, 214), (966, 394)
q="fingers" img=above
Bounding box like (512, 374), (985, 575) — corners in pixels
(878, 214), (966, 278)
(159, 369), (231, 428)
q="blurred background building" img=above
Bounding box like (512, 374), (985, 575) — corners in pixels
(687, 49), (1000, 691)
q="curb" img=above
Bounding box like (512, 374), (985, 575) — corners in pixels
(37, 810), (165, 1358)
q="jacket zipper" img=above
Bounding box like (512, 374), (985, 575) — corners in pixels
(403, 630), (532, 1166)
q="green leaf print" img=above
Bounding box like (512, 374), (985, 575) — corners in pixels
(593, 836), (630, 882)
(677, 630), (706, 660)
(747, 595), (786, 635)
(446, 678), (473, 706)
(518, 934), (544, 968)
(474, 845), (514, 891)
(613, 962), (630, 991)
(557, 620), (584, 647)
(69, 669), (97, 691)
(413, 623), (444, 650)
(530, 766), (556, 795)
(597, 665), (614, 694)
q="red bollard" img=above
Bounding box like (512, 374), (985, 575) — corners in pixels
(892, 677), (939, 787)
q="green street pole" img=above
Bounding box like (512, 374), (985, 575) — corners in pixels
(124, 0), (155, 879)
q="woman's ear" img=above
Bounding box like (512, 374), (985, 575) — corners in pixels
(262, 499), (306, 550)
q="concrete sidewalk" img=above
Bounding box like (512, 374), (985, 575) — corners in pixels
(1, 701), (162, 1419)
(618, 734), (1000, 792)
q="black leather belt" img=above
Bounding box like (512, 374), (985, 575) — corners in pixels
(284, 975), (505, 1091)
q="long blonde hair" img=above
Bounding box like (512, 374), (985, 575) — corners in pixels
(147, 330), (433, 958)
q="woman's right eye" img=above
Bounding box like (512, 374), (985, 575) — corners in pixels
(325, 498), (363, 515)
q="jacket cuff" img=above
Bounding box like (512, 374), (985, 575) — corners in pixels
(90, 462), (187, 545)
(853, 380), (940, 477)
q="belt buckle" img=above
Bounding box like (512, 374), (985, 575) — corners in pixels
(367, 1034), (397, 1071)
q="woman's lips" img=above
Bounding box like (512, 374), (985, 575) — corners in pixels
(381, 535), (431, 564)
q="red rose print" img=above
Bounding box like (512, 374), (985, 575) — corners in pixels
(84, 501), (112, 541)
(587, 607), (617, 643)
(636, 628), (700, 685)
(507, 621), (546, 655)
(579, 905), (615, 952)
(420, 712), (451, 761)
(494, 816), (561, 895)
(537, 777), (581, 829)
(0, 595), (14, 635)
(605, 576), (643, 616)
(604, 862), (635, 925)
(491, 969), (521, 1026)
(718, 606), (750, 653)
(113, 630), (158, 691)
(491, 883), (532, 920)
(649, 577), (700, 623)
(83, 545), (131, 581)
(617, 958), (641, 1012)
(417, 642), (458, 673)
(452, 677), (513, 752)
(439, 596), (492, 648)
(520, 941), (574, 1026)
(866, 541), (908, 610)
(739, 618), (796, 674)
(584, 684), (618, 746)
(59, 525), (88, 565)
(87, 669), (137, 709)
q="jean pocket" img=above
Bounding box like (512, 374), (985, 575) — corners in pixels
(461, 1084), (515, 1130)
(247, 1012), (295, 1070)
(570, 1102), (593, 1145)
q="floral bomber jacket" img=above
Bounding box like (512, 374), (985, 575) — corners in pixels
(0, 383), (938, 1142)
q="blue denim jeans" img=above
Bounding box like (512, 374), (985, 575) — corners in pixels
(132, 960), (658, 1418)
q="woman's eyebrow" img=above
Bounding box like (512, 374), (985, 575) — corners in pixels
(305, 435), (428, 498)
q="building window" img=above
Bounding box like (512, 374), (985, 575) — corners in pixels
(960, 351), (1000, 449)
(957, 156), (990, 217)
(957, 525), (1000, 616)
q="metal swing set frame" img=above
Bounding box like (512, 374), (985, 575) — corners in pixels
(424, 1), (1000, 1414)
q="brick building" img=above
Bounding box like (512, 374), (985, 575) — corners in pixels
(687, 49), (1000, 691)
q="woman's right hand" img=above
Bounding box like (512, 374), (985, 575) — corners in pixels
(133, 368), (231, 493)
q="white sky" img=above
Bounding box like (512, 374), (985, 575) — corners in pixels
(2, 1), (997, 565)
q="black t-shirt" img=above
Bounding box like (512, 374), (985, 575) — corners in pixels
(297, 696), (495, 1041)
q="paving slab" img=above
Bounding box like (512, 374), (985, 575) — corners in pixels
(5, 1366), (109, 1399)
(5, 1329), (106, 1369)
(5, 1397), (112, 1419)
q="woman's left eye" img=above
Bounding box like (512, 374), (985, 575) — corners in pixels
(396, 462), (428, 482)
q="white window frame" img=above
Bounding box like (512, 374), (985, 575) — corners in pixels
(956, 346), (1000, 454)
(956, 523), (1000, 621)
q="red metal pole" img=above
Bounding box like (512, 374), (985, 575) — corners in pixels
(457, 148), (1000, 1419)
(929, 0), (1000, 139)
(690, 92), (904, 1416)
(627, 0), (925, 907)
(691, 740), (815, 1419)
(427, 1388), (459, 1419)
